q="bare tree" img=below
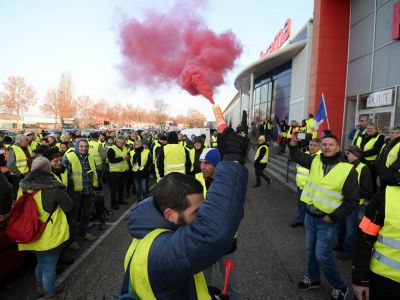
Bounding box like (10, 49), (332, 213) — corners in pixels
(0, 76), (36, 116)
(40, 72), (76, 128)
(75, 95), (94, 128)
(153, 99), (169, 127)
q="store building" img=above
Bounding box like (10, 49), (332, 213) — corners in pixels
(224, 0), (400, 145)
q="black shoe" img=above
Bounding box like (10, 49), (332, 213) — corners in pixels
(290, 222), (303, 228)
(297, 276), (321, 290)
(253, 185), (261, 189)
(336, 252), (352, 261)
(111, 204), (120, 210)
(118, 201), (129, 205)
(330, 287), (347, 300)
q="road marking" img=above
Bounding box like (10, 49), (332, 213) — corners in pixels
(56, 204), (134, 286)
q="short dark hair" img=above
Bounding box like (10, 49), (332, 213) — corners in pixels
(152, 172), (203, 213)
(321, 134), (339, 144)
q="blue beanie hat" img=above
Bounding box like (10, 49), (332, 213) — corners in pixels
(199, 148), (221, 166)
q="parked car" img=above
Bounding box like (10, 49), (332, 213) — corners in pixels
(81, 129), (101, 137)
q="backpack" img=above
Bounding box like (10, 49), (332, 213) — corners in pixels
(6, 189), (55, 244)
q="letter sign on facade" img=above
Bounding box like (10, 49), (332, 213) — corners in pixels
(260, 19), (293, 58)
(393, 1), (400, 40)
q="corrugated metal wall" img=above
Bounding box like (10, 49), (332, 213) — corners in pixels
(289, 46), (307, 123)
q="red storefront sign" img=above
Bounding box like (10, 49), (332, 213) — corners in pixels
(393, 1), (400, 40)
(260, 19), (292, 58)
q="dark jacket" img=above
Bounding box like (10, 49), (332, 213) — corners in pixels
(0, 172), (13, 215)
(127, 161), (248, 299)
(352, 160), (373, 201)
(289, 145), (359, 221)
(193, 148), (204, 175)
(358, 133), (385, 164)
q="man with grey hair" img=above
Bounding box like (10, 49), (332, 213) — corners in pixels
(7, 134), (32, 199)
(107, 136), (130, 210)
(375, 126), (400, 190)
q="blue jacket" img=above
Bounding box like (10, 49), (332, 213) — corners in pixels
(127, 161), (248, 299)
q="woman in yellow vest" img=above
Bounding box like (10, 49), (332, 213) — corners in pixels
(18, 157), (72, 299)
(355, 124), (385, 193)
(131, 140), (151, 202)
(352, 184), (400, 299)
(253, 135), (272, 188)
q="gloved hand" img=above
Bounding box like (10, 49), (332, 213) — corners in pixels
(218, 127), (249, 164)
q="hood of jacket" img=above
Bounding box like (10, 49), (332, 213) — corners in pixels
(127, 197), (178, 239)
(20, 169), (65, 190)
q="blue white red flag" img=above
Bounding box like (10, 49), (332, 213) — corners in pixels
(315, 93), (328, 130)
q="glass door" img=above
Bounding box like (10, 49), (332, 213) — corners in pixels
(357, 108), (394, 138)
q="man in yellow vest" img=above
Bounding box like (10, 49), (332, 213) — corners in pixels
(18, 157), (72, 299)
(122, 128), (248, 299)
(335, 146), (373, 261)
(291, 138), (321, 227)
(26, 131), (39, 153)
(7, 134), (32, 199)
(131, 140), (151, 202)
(88, 132), (104, 190)
(253, 135), (272, 188)
(63, 139), (98, 250)
(375, 126), (400, 191)
(290, 134), (359, 300)
(305, 114), (317, 139)
(356, 124), (385, 193)
(195, 148), (241, 300)
(352, 171), (400, 299)
(107, 136), (130, 210)
(349, 116), (369, 145)
(157, 131), (191, 178)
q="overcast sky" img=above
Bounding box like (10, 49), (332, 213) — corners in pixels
(0, 0), (313, 120)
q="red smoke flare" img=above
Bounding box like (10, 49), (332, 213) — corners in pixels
(119, 5), (242, 104)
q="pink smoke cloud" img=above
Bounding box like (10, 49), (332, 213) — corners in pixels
(119, 4), (242, 104)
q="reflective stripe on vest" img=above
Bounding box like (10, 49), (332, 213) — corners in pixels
(356, 134), (382, 161)
(385, 143), (400, 168)
(65, 152), (98, 192)
(370, 186), (400, 283)
(18, 188), (69, 252)
(124, 228), (210, 300)
(131, 149), (150, 172)
(255, 145), (268, 163)
(89, 140), (103, 167)
(164, 144), (186, 175)
(355, 162), (367, 205)
(108, 145), (128, 172)
(152, 141), (160, 164)
(195, 172), (207, 198)
(211, 136), (218, 147)
(11, 145), (29, 174)
(300, 155), (353, 214)
(296, 150), (321, 189)
(52, 170), (68, 187)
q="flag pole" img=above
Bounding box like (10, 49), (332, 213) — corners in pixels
(322, 93), (330, 130)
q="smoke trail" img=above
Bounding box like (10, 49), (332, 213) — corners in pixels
(119, 2), (242, 104)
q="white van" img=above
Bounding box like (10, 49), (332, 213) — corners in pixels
(180, 128), (211, 146)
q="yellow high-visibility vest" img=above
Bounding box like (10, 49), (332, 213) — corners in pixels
(52, 169), (68, 187)
(131, 149), (150, 172)
(301, 155), (353, 214)
(89, 140), (103, 168)
(296, 150), (322, 190)
(211, 136), (218, 148)
(10, 145), (29, 175)
(195, 172), (207, 198)
(123, 229), (210, 300)
(108, 145), (129, 173)
(164, 144), (186, 175)
(384, 142), (400, 169)
(370, 186), (400, 283)
(65, 152), (98, 192)
(254, 145), (268, 164)
(355, 162), (367, 205)
(18, 188), (69, 252)
(356, 134), (383, 161)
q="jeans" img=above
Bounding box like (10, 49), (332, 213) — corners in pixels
(134, 178), (147, 202)
(337, 206), (360, 255)
(203, 251), (241, 300)
(35, 251), (60, 296)
(304, 213), (346, 289)
(294, 187), (306, 224)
